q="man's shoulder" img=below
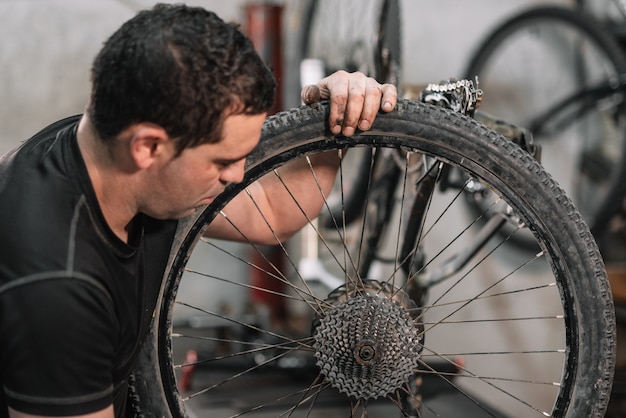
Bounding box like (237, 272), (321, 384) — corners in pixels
(0, 115), (81, 188)
(26, 115), (82, 146)
(1, 115), (81, 160)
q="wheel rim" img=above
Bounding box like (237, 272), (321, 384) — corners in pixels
(155, 132), (592, 417)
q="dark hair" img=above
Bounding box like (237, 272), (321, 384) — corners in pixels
(88, 3), (275, 153)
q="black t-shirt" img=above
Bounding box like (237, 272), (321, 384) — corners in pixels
(0, 116), (178, 417)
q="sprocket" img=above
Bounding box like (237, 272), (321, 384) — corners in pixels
(313, 281), (422, 400)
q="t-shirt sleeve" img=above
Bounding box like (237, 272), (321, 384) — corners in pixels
(0, 275), (117, 416)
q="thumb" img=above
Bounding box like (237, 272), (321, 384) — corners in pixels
(301, 84), (322, 104)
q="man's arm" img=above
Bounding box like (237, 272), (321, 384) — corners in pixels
(205, 71), (397, 244)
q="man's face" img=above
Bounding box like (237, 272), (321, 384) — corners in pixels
(142, 112), (266, 219)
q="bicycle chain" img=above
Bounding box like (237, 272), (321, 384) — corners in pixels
(313, 281), (422, 400)
(418, 78), (483, 117)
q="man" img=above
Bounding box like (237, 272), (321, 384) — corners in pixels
(0, 3), (396, 418)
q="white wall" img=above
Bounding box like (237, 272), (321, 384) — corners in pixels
(400, 0), (570, 86)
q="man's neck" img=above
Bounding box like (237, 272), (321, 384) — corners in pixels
(76, 115), (137, 243)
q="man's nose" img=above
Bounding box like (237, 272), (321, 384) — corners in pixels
(220, 160), (246, 185)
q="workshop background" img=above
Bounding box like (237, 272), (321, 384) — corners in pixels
(2, 0), (616, 417)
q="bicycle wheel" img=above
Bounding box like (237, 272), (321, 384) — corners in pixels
(464, 6), (626, 244)
(133, 99), (615, 417)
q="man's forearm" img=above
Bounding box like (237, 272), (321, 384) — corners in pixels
(204, 150), (341, 245)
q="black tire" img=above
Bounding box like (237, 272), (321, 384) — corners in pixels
(464, 6), (626, 245)
(134, 99), (615, 417)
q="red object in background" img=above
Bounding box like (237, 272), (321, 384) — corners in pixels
(244, 2), (283, 114)
(178, 349), (197, 392)
(244, 2), (287, 324)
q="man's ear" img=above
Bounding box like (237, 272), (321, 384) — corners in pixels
(128, 124), (171, 169)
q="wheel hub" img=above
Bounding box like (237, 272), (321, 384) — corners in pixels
(313, 282), (422, 400)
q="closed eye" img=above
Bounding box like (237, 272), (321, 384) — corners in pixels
(215, 157), (246, 168)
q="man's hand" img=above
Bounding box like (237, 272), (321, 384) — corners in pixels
(301, 70), (398, 137)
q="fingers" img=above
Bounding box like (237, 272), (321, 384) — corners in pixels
(300, 71), (398, 137)
(380, 83), (397, 112)
(357, 78), (390, 131)
(331, 71), (364, 136)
